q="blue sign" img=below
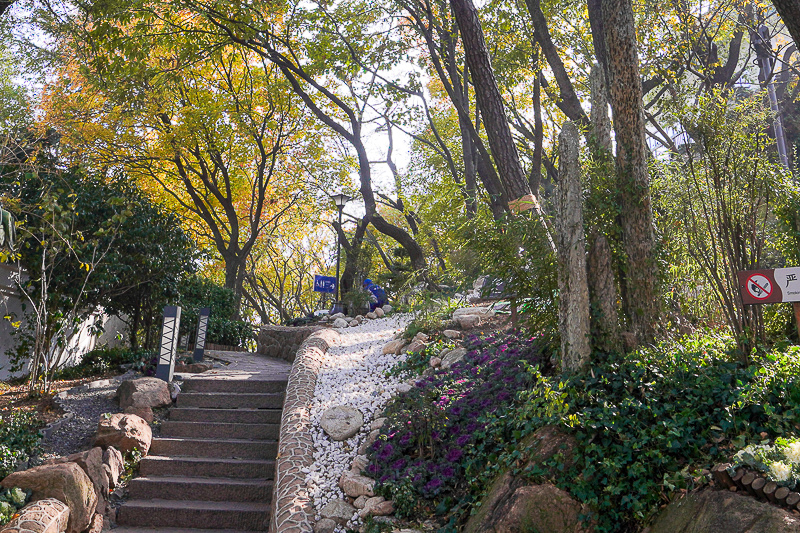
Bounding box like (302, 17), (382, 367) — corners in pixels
(314, 275), (337, 294)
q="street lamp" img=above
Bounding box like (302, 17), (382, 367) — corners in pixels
(331, 192), (351, 314)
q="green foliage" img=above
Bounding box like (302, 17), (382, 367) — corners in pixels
(510, 334), (800, 532)
(0, 486), (31, 526)
(457, 214), (557, 332)
(400, 292), (460, 341)
(177, 276), (253, 346)
(52, 346), (155, 380)
(654, 90), (789, 353)
(0, 412), (41, 480)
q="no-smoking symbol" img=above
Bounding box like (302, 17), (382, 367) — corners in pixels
(746, 274), (773, 300)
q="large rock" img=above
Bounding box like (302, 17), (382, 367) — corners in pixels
(320, 498), (356, 526)
(650, 490), (800, 533)
(374, 307), (385, 318)
(443, 329), (460, 339)
(314, 518), (337, 533)
(382, 339), (407, 355)
(1, 463), (97, 533)
(123, 405), (154, 423)
(465, 480), (591, 533)
(62, 447), (108, 516)
(440, 348), (468, 369)
(457, 315), (481, 329)
(453, 306), (494, 320)
(464, 426), (580, 533)
(407, 340), (426, 354)
(319, 406), (363, 441)
(339, 471), (375, 498)
(365, 312), (377, 320)
(381, 304), (392, 314)
(0, 498), (69, 533)
(332, 318), (349, 328)
(94, 413), (152, 455)
(103, 447), (124, 490)
(358, 496), (394, 518)
(116, 377), (171, 411)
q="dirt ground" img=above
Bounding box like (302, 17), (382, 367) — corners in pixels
(0, 371), (121, 427)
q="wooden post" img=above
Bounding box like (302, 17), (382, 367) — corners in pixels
(786, 491), (800, 508)
(764, 480), (778, 502)
(741, 472), (757, 496)
(712, 464), (736, 490)
(775, 486), (790, 505)
(751, 476), (766, 498)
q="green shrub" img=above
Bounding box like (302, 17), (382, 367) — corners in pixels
(512, 336), (800, 532)
(0, 412), (41, 480)
(53, 346), (154, 380)
(0, 487), (31, 526)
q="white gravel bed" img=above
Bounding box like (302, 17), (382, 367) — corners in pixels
(306, 314), (412, 531)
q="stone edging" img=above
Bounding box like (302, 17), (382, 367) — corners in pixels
(269, 328), (340, 533)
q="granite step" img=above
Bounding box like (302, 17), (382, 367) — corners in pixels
(127, 476), (272, 503)
(149, 437), (277, 460)
(139, 456), (275, 479)
(176, 392), (284, 409)
(169, 408), (282, 425)
(116, 500), (269, 530)
(161, 421), (280, 440)
(180, 378), (287, 394)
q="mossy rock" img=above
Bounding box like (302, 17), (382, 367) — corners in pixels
(649, 490), (800, 533)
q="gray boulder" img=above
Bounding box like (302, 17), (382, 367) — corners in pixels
(116, 377), (171, 410)
(441, 348), (468, 369)
(320, 499), (356, 526)
(650, 490), (800, 533)
(320, 406), (363, 441)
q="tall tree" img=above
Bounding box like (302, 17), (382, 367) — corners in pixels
(773, 1), (800, 49)
(595, 0), (659, 343)
(449, 0), (534, 207)
(43, 43), (306, 313)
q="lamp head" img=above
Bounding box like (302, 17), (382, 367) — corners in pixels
(331, 193), (352, 209)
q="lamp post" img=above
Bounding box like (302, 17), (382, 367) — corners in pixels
(331, 193), (351, 314)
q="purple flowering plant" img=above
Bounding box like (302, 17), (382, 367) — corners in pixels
(366, 331), (552, 514)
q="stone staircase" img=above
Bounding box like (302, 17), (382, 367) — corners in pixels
(115, 375), (287, 532)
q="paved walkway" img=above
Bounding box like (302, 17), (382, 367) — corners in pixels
(115, 350), (292, 533)
(194, 350), (293, 382)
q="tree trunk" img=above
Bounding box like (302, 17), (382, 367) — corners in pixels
(599, 0), (659, 344)
(557, 122), (591, 372)
(587, 231), (621, 353)
(589, 64), (613, 154)
(772, 1), (800, 50)
(587, 63), (621, 353)
(450, 0), (533, 204)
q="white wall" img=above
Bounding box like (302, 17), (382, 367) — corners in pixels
(0, 263), (129, 381)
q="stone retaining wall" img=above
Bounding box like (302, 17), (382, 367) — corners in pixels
(269, 328), (340, 533)
(257, 325), (325, 363)
(0, 498), (70, 533)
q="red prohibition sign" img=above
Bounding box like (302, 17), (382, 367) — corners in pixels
(746, 274), (773, 300)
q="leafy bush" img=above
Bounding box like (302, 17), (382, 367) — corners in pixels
(0, 487), (31, 526)
(0, 412), (42, 479)
(732, 438), (800, 486)
(53, 347), (154, 380)
(514, 338), (800, 532)
(366, 332), (553, 516)
(178, 277), (253, 347)
(368, 329), (800, 532)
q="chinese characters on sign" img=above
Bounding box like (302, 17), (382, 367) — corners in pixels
(314, 275), (337, 294)
(737, 268), (800, 305)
